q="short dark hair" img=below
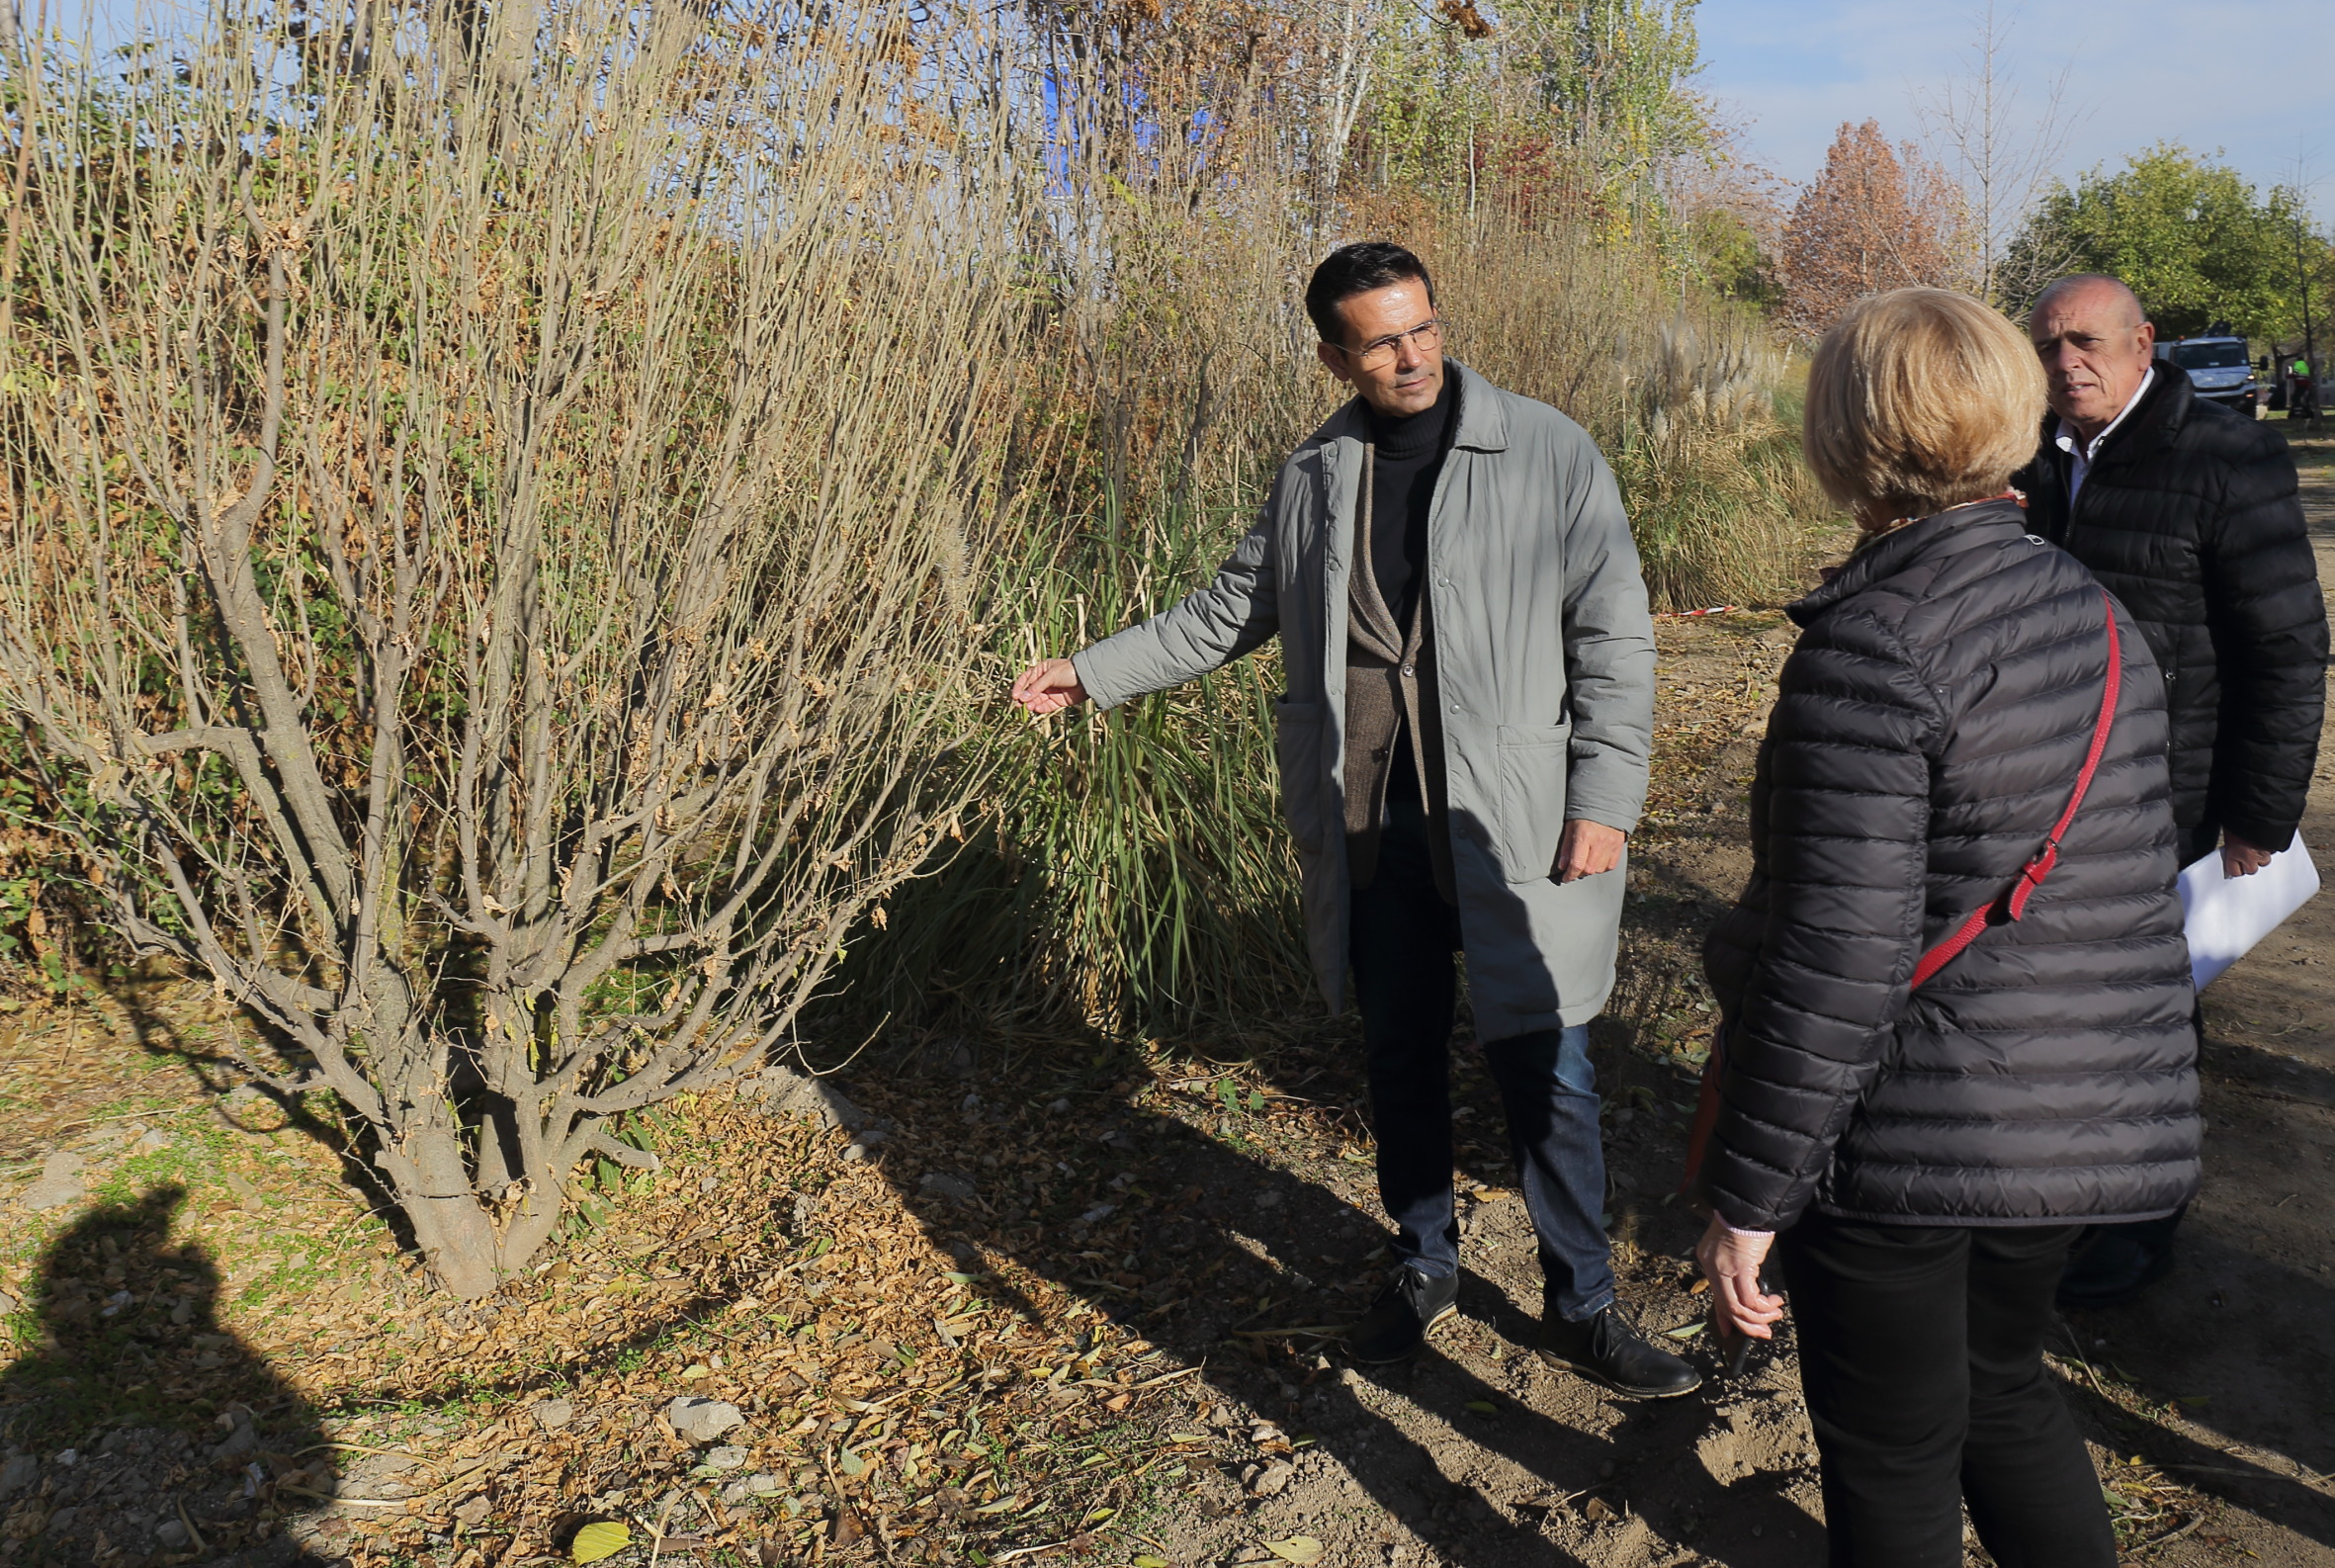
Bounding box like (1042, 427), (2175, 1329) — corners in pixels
(1305, 242), (1435, 346)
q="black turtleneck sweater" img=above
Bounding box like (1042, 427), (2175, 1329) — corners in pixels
(1367, 370), (1458, 625)
(1365, 370), (1458, 808)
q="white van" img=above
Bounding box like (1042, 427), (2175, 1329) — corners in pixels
(2156, 332), (2258, 415)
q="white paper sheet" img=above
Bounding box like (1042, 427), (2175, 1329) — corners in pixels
(2177, 836), (2321, 991)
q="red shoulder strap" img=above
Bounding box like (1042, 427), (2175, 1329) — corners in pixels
(1907, 588), (2122, 991)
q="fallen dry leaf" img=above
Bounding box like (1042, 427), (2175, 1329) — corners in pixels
(568, 1521), (631, 1563)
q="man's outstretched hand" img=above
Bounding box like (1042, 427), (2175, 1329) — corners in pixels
(1011, 657), (1088, 717)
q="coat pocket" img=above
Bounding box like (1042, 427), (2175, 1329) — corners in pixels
(1494, 722), (1571, 882)
(1273, 697), (1333, 854)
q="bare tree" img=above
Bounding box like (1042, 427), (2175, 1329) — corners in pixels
(1316, 0), (1381, 218)
(1, 1), (1006, 1295)
(1915, 2), (2087, 308)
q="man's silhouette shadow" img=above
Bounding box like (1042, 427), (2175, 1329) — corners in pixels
(0, 1185), (337, 1564)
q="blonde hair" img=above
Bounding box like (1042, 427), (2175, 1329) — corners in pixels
(1803, 288), (2046, 523)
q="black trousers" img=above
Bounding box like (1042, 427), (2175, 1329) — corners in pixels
(1347, 796), (1615, 1319)
(1779, 1212), (2117, 1568)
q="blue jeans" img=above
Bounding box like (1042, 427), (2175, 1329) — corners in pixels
(1349, 796), (1618, 1323)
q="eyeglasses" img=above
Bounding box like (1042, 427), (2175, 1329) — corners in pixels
(1334, 317), (1443, 373)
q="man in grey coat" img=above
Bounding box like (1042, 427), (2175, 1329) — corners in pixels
(1010, 242), (1694, 1398)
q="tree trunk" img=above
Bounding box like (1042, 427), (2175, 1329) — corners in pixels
(494, 1196), (566, 1283)
(380, 1122), (504, 1300)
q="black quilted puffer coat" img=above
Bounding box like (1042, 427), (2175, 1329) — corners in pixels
(1700, 500), (2201, 1233)
(2014, 364), (2326, 856)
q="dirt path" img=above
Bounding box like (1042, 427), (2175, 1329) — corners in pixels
(2077, 436), (2335, 1566)
(1123, 443), (2335, 1568)
(3, 449), (2331, 1568)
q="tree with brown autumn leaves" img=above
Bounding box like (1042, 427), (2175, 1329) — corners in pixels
(1780, 119), (1966, 334)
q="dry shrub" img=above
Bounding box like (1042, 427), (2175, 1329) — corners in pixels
(0, 0), (1013, 1294)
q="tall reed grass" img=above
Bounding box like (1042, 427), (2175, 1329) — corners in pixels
(1426, 199), (1827, 613)
(1, 0), (1824, 1063)
(838, 191), (1827, 1041)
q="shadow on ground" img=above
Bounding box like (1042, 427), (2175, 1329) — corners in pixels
(843, 1019), (1831, 1567)
(97, 983), (415, 1258)
(0, 1184), (335, 1565)
(836, 938), (2335, 1565)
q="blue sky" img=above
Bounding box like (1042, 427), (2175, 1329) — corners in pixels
(1695, 0), (2335, 219)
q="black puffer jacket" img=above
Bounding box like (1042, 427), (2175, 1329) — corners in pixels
(1701, 501), (2200, 1233)
(2013, 364), (2326, 853)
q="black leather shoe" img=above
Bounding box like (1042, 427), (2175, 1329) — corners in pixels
(1345, 1266), (1460, 1364)
(1538, 1305), (1702, 1399)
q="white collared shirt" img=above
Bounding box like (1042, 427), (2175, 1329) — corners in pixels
(2052, 365), (2154, 506)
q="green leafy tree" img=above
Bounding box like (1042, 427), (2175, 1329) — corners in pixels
(1520, 0), (1710, 190)
(1355, 0), (1711, 243)
(1355, 2), (1503, 198)
(2271, 203), (2335, 374)
(2008, 143), (2303, 337)
(1663, 126), (1788, 306)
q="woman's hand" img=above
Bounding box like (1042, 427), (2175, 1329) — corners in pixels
(1695, 1214), (1785, 1342)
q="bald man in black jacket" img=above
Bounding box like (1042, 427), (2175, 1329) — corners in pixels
(2015, 274), (2328, 1307)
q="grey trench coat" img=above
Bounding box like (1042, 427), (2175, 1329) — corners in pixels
(1072, 363), (1656, 1038)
